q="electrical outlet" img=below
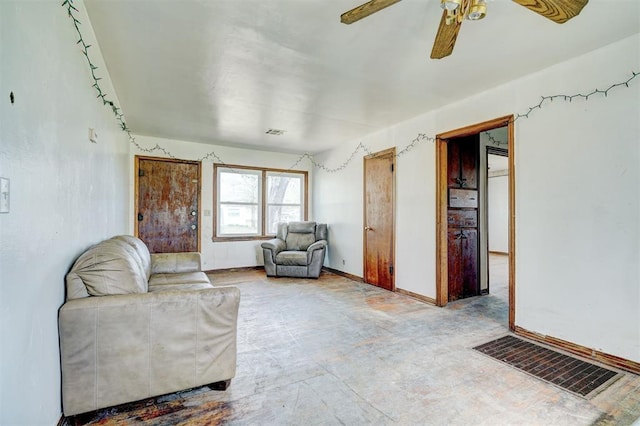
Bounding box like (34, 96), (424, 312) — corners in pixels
(0, 177), (9, 213)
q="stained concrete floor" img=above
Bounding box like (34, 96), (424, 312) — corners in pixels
(66, 255), (640, 425)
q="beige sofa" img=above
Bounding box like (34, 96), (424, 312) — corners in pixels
(59, 235), (240, 416)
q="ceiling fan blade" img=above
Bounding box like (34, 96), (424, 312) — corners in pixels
(512, 0), (588, 23)
(341, 0), (402, 24)
(430, 10), (462, 60)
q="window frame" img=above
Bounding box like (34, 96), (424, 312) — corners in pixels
(213, 164), (308, 241)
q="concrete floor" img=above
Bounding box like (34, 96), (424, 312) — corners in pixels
(67, 255), (640, 425)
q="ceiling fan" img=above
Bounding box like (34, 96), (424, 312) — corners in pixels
(340, 0), (589, 59)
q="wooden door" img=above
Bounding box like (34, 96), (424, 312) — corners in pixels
(135, 156), (200, 253)
(363, 148), (395, 291)
(447, 136), (479, 301)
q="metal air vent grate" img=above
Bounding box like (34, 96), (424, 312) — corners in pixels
(265, 129), (285, 135)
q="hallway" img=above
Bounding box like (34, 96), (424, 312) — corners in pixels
(445, 252), (509, 325)
(65, 265), (640, 425)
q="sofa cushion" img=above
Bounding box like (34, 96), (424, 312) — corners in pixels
(148, 283), (213, 292)
(149, 272), (212, 288)
(151, 252), (201, 274)
(69, 239), (148, 296)
(275, 251), (308, 266)
(112, 235), (151, 280)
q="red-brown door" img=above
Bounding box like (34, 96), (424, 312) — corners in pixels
(135, 156), (200, 253)
(447, 136), (479, 301)
(363, 148), (395, 291)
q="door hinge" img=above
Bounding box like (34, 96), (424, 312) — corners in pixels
(138, 169), (145, 177)
(389, 265), (394, 275)
(391, 164), (394, 172)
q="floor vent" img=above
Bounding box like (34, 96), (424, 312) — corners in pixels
(473, 335), (622, 399)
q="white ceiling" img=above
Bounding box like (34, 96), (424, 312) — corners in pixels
(84, 0), (640, 154)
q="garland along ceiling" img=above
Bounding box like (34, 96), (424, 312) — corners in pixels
(83, 0), (640, 154)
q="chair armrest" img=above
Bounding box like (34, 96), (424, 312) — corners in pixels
(261, 238), (286, 255)
(306, 240), (327, 264)
(151, 252), (201, 274)
(59, 286), (240, 416)
(307, 240), (327, 252)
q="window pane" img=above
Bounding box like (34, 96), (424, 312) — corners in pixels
(267, 205), (302, 234)
(267, 175), (301, 204)
(219, 204), (259, 235)
(220, 171), (259, 203)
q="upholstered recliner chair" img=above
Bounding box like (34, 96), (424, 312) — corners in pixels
(261, 221), (327, 278)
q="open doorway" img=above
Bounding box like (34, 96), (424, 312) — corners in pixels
(486, 147), (509, 304)
(435, 116), (515, 330)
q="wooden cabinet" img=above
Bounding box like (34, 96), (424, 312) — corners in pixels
(447, 136), (479, 301)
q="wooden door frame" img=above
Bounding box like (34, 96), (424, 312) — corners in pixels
(134, 155), (202, 252)
(435, 115), (516, 330)
(363, 147), (396, 291)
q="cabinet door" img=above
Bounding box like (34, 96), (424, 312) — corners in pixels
(448, 229), (464, 301)
(447, 135), (479, 301)
(461, 229), (478, 298)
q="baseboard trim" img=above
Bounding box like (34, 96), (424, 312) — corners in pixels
(204, 266), (264, 274)
(514, 326), (640, 375)
(395, 288), (437, 306)
(322, 267), (363, 282)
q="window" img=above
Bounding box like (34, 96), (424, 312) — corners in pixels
(217, 168), (261, 236)
(214, 164), (307, 240)
(266, 172), (304, 235)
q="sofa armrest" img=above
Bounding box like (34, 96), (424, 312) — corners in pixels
(151, 252), (201, 274)
(261, 238), (286, 256)
(59, 286), (240, 416)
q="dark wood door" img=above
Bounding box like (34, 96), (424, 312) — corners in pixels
(447, 136), (479, 301)
(363, 148), (395, 291)
(136, 157), (200, 253)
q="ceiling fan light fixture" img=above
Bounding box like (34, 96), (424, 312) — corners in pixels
(467, 0), (486, 20)
(445, 10), (457, 25)
(440, 0), (461, 12)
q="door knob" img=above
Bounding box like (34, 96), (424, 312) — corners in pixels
(365, 226), (373, 231)
(191, 224), (197, 230)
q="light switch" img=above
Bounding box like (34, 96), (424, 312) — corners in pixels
(89, 128), (98, 143)
(0, 177), (9, 213)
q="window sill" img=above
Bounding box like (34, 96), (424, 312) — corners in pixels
(212, 235), (275, 243)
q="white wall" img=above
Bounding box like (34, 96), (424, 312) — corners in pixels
(314, 34), (640, 363)
(130, 135), (314, 270)
(0, 1), (130, 424)
(488, 175), (509, 253)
